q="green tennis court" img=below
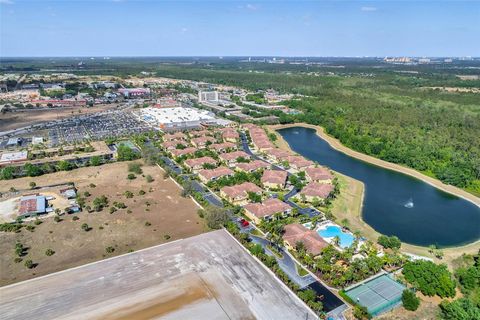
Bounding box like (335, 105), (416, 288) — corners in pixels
(345, 274), (405, 316)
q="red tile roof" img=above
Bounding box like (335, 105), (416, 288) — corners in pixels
(184, 156), (217, 168)
(305, 167), (333, 181)
(219, 151), (250, 162)
(221, 182), (262, 199)
(261, 169), (288, 185)
(198, 167), (234, 180)
(282, 223), (328, 256)
(170, 147), (197, 157)
(300, 182), (334, 198)
(236, 160), (270, 172)
(244, 198), (291, 218)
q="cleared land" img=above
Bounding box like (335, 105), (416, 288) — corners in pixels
(0, 161), (204, 286)
(0, 104), (118, 132)
(0, 229), (316, 320)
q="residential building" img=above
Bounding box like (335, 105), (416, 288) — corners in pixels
(184, 156), (217, 171)
(163, 132), (187, 141)
(198, 167), (234, 183)
(282, 223), (328, 257)
(296, 182), (334, 203)
(265, 148), (293, 162)
(305, 167), (333, 183)
(244, 198), (292, 224)
(261, 170), (288, 190)
(191, 136), (215, 148)
(219, 151), (250, 166)
(285, 156), (314, 171)
(208, 142), (237, 153)
(235, 160), (270, 173)
(170, 147), (197, 158)
(220, 182), (263, 205)
(18, 194), (47, 218)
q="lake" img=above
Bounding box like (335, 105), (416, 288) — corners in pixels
(278, 127), (480, 247)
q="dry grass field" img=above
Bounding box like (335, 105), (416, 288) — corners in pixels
(0, 161), (205, 286)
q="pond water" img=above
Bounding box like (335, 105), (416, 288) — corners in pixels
(278, 127), (480, 247)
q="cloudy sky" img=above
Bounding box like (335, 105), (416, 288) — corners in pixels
(1, 0), (479, 57)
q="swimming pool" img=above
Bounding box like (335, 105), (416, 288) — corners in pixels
(318, 225), (355, 248)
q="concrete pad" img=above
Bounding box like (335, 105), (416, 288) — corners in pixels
(0, 229), (316, 320)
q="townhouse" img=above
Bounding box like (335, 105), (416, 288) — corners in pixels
(235, 160), (270, 173)
(282, 223), (328, 257)
(244, 198), (292, 224)
(295, 182), (334, 204)
(261, 169), (288, 190)
(219, 150), (251, 166)
(305, 167), (333, 184)
(198, 166), (234, 183)
(184, 156), (217, 171)
(220, 182), (263, 206)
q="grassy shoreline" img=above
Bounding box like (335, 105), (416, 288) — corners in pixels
(266, 124), (480, 268)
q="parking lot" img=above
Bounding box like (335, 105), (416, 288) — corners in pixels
(47, 110), (151, 146)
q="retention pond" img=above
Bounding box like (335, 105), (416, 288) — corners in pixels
(278, 127), (480, 247)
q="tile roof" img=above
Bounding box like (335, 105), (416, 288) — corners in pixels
(261, 169), (288, 185)
(244, 198), (291, 218)
(221, 182), (262, 199)
(300, 182), (334, 198)
(282, 223), (328, 256)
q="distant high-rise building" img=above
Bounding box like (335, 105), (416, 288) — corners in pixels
(198, 91), (219, 102)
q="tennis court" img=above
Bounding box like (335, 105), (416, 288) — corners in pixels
(345, 274), (405, 316)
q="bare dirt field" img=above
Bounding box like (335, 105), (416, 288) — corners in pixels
(0, 161), (205, 286)
(0, 230), (315, 320)
(0, 104), (119, 132)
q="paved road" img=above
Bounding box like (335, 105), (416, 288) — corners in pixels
(250, 235), (316, 288)
(240, 132), (321, 217)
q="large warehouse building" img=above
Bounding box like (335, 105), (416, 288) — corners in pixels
(136, 107), (219, 131)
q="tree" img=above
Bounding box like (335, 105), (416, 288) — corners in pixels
(24, 259), (34, 269)
(128, 163), (143, 174)
(402, 290), (420, 311)
(247, 191), (262, 203)
(0, 166), (15, 180)
(440, 298), (480, 320)
(402, 261), (456, 298)
(204, 207), (229, 229)
(250, 244), (264, 256)
(116, 145), (140, 161)
(81, 223), (90, 231)
(105, 246), (115, 253)
(145, 175), (154, 183)
(45, 248), (55, 256)
(24, 163), (43, 177)
(57, 160), (73, 171)
(29, 181), (37, 189)
(89, 156), (102, 166)
(377, 235), (402, 250)
(127, 173), (136, 180)
(93, 195), (109, 211)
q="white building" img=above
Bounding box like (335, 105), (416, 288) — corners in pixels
(198, 91), (219, 102)
(137, 107), (215, 131)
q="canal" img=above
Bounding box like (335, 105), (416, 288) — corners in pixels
(278, 127), (480, 247)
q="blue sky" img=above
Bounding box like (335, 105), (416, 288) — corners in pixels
(1, 0), (479, 57)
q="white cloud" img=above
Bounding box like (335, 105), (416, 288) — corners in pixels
(238, 3), (258, 11)
(180, 27), (188, 34)
(361, 6), (377, 12)
(0, 0), (14, 5)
